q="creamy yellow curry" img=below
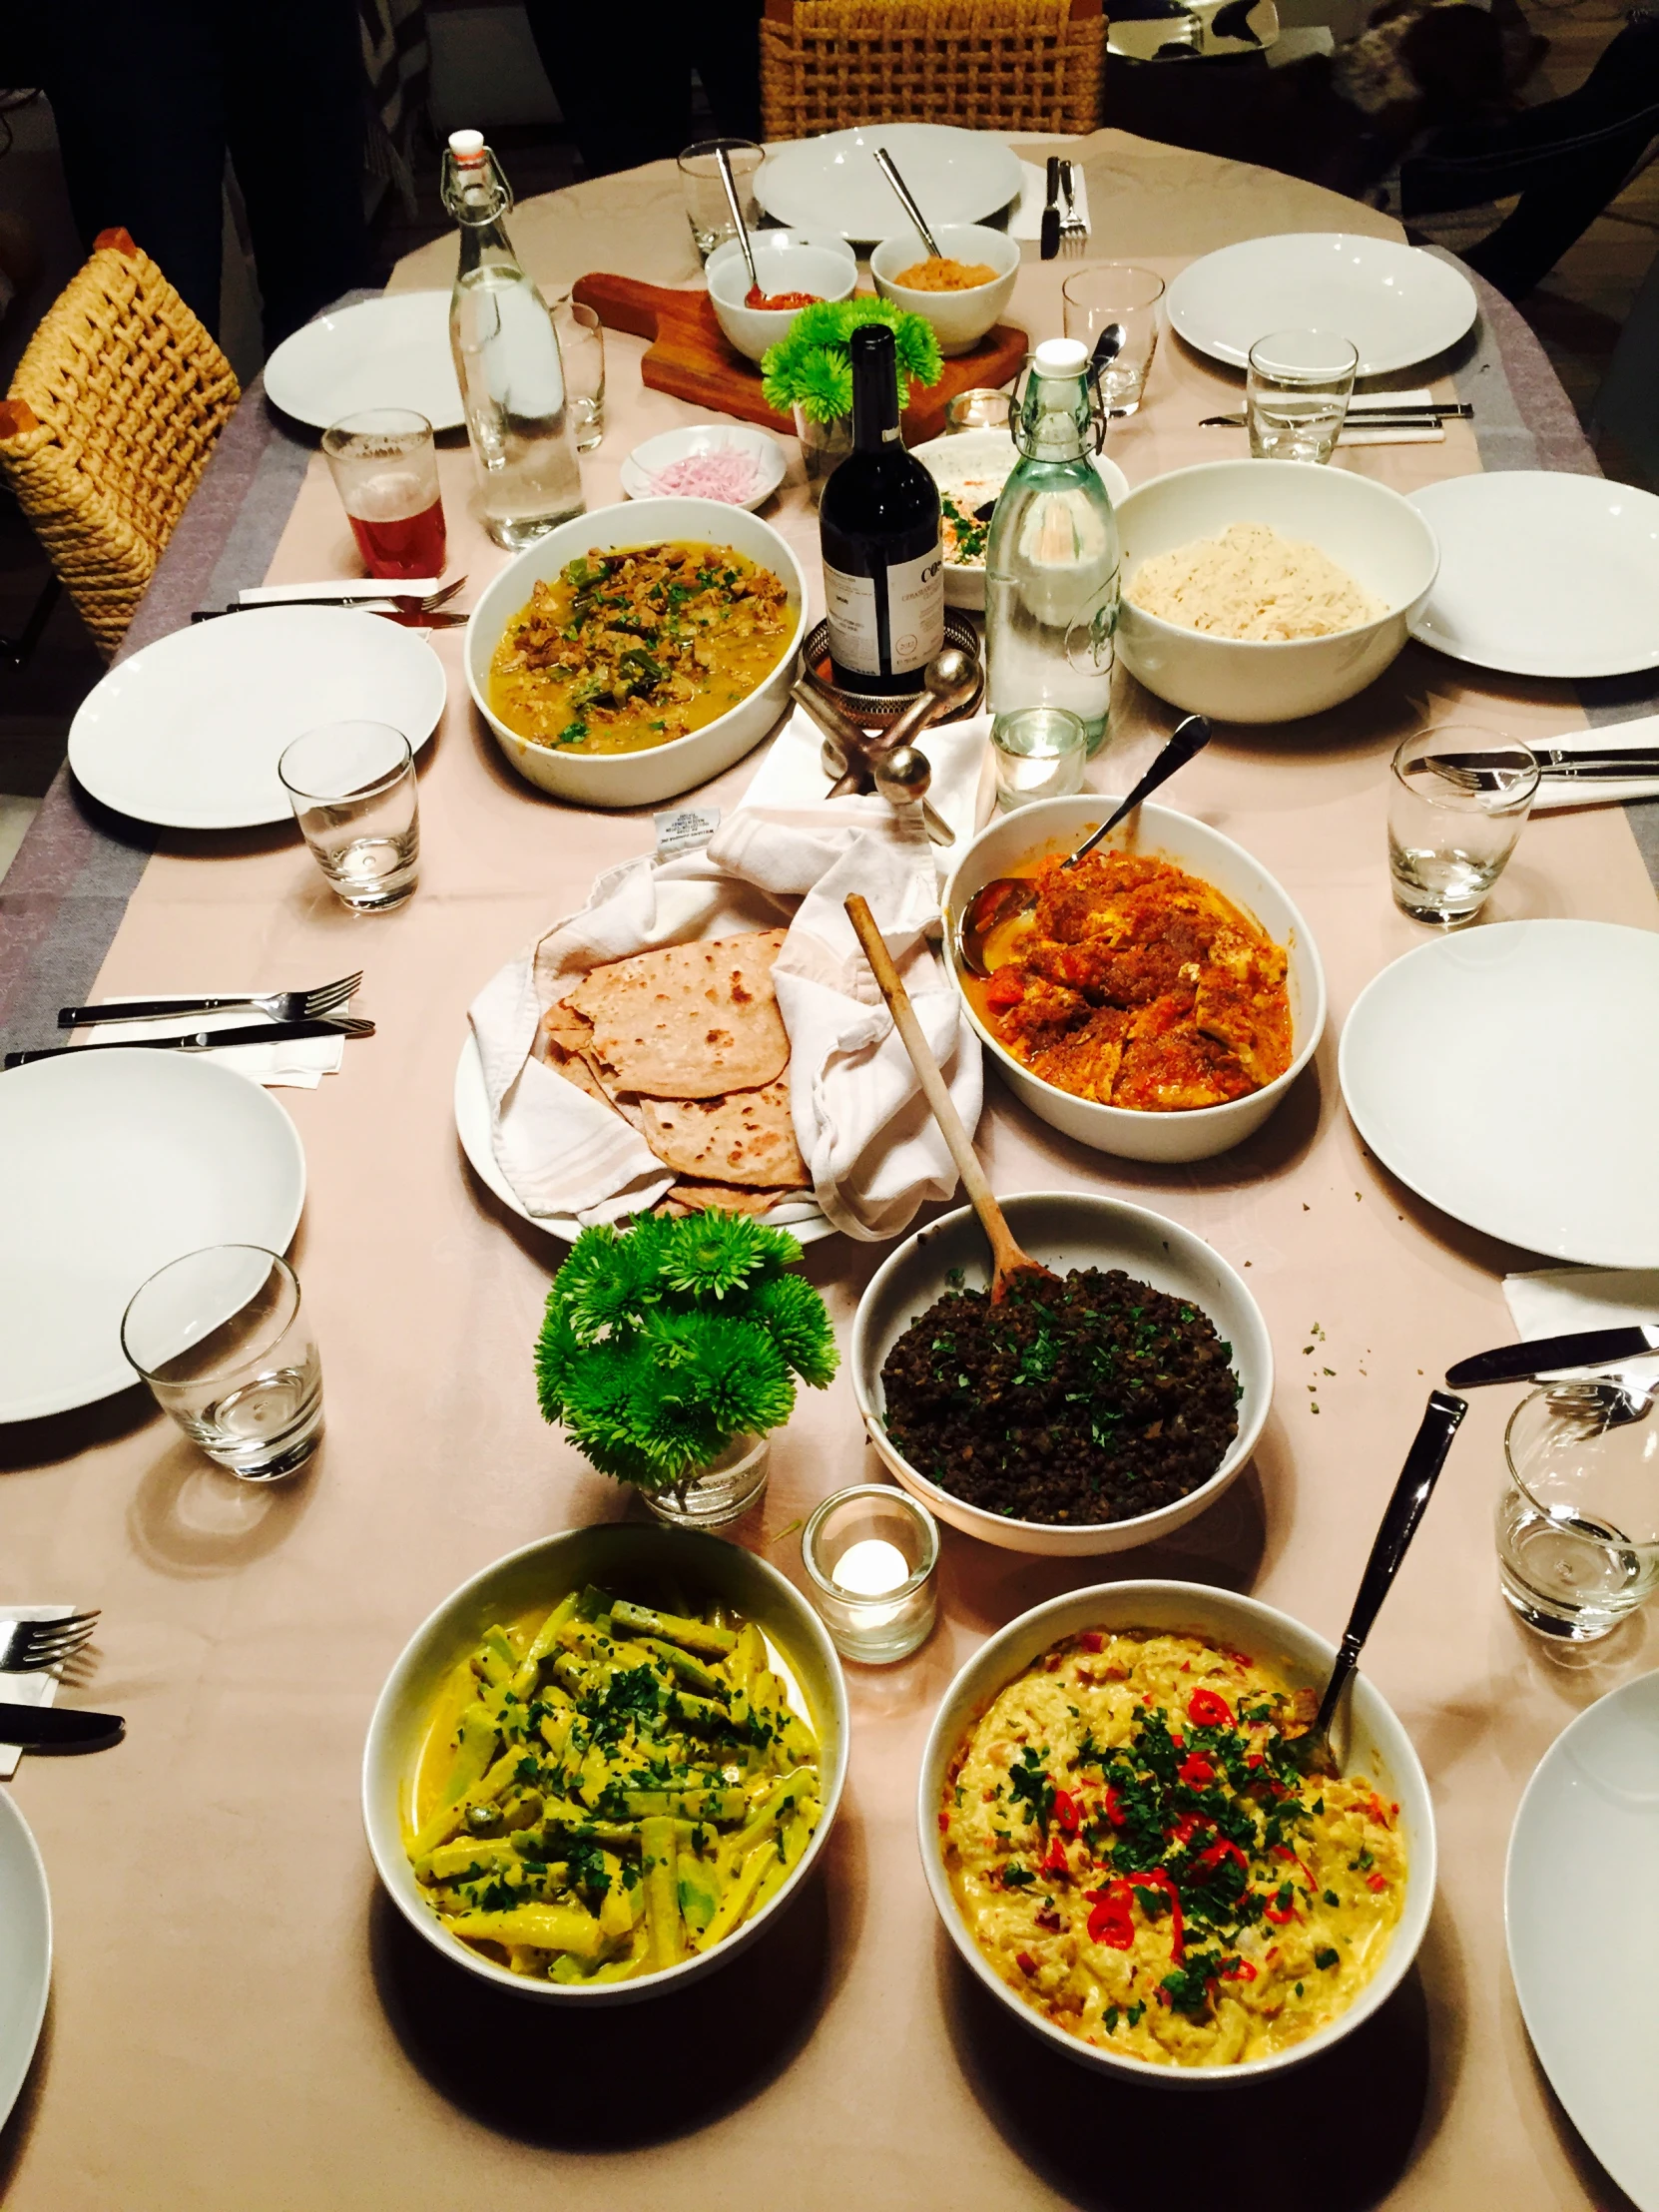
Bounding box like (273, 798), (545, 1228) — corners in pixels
(488, 541), (793, 755)
(940, 1628), (1405, 2066)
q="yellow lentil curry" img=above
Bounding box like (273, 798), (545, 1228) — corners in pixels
(940, 1628), (1406, 2066)
(488, 541), (793, 755)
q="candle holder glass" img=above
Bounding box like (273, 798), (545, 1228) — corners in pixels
(801, 1484), (939, 1663)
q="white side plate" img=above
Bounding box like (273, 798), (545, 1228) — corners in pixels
(263, 292), (463, 432)
(757, 124), (1022, 242)
(1167, 234), (1476, 377)
(0, 1793), (50, 2130)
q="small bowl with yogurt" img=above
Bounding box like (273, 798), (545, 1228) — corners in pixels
(911, 428), (1130, 609)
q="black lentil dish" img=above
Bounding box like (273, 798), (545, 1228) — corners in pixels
(879, 1268), (1241, 1525)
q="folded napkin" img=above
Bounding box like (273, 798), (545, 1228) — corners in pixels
(1528, 716), (1659, 813)
(1504, 1267), (1659, 1392)
(1009, 160), (1090, 243)
(239, 578), (443, 605)
(740, 705), (994, 849)
(0, 1605), (75, 1777)
(1339, 390), (1446, 447)
(468, 802), (982, 1242)
(70, 998), (349, 1088)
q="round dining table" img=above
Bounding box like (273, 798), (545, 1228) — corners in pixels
(0, 126), (1655, 2211)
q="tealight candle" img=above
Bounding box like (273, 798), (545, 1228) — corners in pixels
(802, 1485), (939, 1663)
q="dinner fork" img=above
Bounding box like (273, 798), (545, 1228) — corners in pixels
(59, 969), (363, 1029)
(192, 576), (468, 621)
(0, 1613), (99, 1673)
(1059, 161), (1088, 255)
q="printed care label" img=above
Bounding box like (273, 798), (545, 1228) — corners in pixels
(824, 547), (944, 679)
(654, 805), (721, 858)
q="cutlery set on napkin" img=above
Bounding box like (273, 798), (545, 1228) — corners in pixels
(3, 974), (372, 1077)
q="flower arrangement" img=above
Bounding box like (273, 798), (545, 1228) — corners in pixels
(762, 297), (943, 426)
(535, 1210), (838, 1502)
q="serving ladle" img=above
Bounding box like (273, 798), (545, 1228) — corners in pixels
(873, 147), (944, 262)
(715, 143), (761, 298)
(844, 892), (1055, 1302)
(956, 713), (1213, 978)
(1297, 1389), (1467, 1778)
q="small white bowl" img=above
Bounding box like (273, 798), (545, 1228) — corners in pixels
(464, 496), (808, 809)
(1116, 458), (1440, 724)
(849, 1189), (1271, 1555)
(911, 428), (1130, 609)
(363, 1522), (850, 2004)
(918, 1578), (1435, 2084)
(705, 232), (858, 364)
(619, 425), (787, 512)
(942, 795), (1326, 1163)
(869, 225), (1021, 355)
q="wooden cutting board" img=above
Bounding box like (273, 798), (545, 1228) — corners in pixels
(571, 273), (1027, 445)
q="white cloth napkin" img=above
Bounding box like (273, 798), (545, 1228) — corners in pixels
(67, 998), (350, 1088)
(1527, 716), (1659, 813)
(467, 800), (983, 1242)
(0, 1605), (74, 1778)
(238, 578), (443, 604)
(1009, 160), (1090, 242)
(1339, 390), (1445, 447)
(739, 705), (994, 849)
(1504, 1268), (1659, 1392)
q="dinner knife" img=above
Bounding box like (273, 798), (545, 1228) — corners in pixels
(3, 1018), (373, 1068)
(1423, 746), (1659, 780)
(1200, 405), (1473, 428)
(0, 1704), (125, 1751)
(1041, 156), (1061, 262)
(1446, 1326), (1659, 1388)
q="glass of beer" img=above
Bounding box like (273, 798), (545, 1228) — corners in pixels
(322, 408), (447, 579)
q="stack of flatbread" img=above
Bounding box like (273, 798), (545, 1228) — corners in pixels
(538, 930), (812, 1219)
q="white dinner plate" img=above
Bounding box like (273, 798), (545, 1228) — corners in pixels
(619, 425), (788, 512)
(452, 1033), (834, 1246)
(68, 607), (448, 830)
(0, 1792), (50, 2130)
(1166, 234), (1477, 377)
(1339, 920), (1659, 1269)
(262, 292), (463, 432)
(0, 1052), (305, 1423)
(1406, 472), (1659, 679)
(757, 125), (1022, 243)
(1506, 1670), (1659, 2210)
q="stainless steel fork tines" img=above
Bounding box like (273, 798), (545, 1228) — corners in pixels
(0, 1612), (100, 1673)
(1059, 160), (1088, 254)
(59, 969), (364, 1029)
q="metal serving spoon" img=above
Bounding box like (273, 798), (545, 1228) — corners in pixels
(957, 714), (1213, 978)
(715, 143), (760, 297)
(873, 147), (944, 262)
(1298, 1389), (1467, 1778)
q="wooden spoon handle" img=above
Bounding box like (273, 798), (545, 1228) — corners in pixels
(843, 894), (1031, 1287)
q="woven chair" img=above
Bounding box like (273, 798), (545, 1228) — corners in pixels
(0, 229), (240, 657)
(761, 0), (1105, 141)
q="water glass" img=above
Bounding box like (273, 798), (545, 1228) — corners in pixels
(991, 706), (1088, 809)
(1387, 726), (1539, 924)
(121, 1246), (322, 1481)
(678, 139), (763, 264)
(278, 721), (420, 913)
(945, 388), (1013, 434)
(1498, 1382), (1659, 1641)
(1061, 265), (1165, 417)
(1246, 330), (1359, 463)
(801, 1485), (939, 1663)
(321, 408), (446, 579)
(552, 295), (605, 452)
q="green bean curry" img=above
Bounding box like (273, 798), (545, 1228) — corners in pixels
(488, 541), (793, 755)
(406, 1583), (823, 1984)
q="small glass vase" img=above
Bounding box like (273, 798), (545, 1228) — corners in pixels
(793, 403), (853, 502)
(642, 1432), (771, 1530)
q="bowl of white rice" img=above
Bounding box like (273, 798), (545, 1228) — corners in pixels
(1115, 460), (1439, 724)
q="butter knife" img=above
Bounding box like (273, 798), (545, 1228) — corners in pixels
(0, 1704), (125, 1751)
(1446, 1325), (1659, 1388)
(4, 1017), (372, 1067)
(1041, 156), (1061, 262)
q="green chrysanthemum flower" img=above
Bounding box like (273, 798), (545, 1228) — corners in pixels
(749, 1274), (839, 1390)
(794, 348), (853, 425)
(660, 1211), (798, 1300)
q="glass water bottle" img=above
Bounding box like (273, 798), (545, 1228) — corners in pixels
(441, 129), (584, 548)
(984, 336), (1120, 757)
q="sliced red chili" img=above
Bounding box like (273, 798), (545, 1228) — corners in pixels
(1125, 1869), (1185, 1962)
(1220, 1957), (1257, 1981)
(1078, 1630), (1104, 1653)
(1052, 1789), (1081, 1836)
(1263, 1901), (1303, 1926)
(1015, 1949), (1038, 1976)
(1193, 1840), (1249, 1883)
(1104, 1785), (1127, 1829)
(1039, 1835), (1069, 1879)
(1187, 1688), (1234, 1728)
(1084, 1885), (1135, 1949)
(1177, 1754), (1216, 1787)
(1367, 1872), (1388, 1893)
(1170, 1810), (1212, 1848)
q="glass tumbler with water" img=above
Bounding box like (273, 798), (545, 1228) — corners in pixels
(278, 722), (419, 913)
(992, 706), (1087, 809)
(121, 1246), (322, 1480)
(1498, 1381), (1659, 1640)
(1387, 726), (1539, 924)
(678, 139), (764, 263)
(1247, 330), (1358, 463)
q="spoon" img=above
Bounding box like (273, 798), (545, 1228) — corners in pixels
(843, 892), (1055, 1302)
(1297, 1390), (1467, 1778)
(957, 714), (1213, 977)
(715, 143), (760, 298)
(873, 148), (944, 262)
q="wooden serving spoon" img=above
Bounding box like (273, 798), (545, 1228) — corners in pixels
(844, 892), (1055, 1303)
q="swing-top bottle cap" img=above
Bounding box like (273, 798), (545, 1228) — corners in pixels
(1033, 337), (1089, 376)
(448, 130), (487, 162)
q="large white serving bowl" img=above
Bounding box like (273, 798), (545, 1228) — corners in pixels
(919, 1579), (1435, 2085)
(850, 1191), (1272, 1555)
(941, 796), (1326, 1163)
(1115, 460), (1439, 724)
(911, 429), (1129, 610)
(705, 232), (858, 364)
(363, 1522), (849, 2005)
(869, 227), (1021, 355)
(465, 498), (809, 808)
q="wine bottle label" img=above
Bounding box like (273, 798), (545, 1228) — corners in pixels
(824, 548), (944, 678)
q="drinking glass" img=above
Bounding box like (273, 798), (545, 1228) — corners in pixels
(1497, 1382), (1659, 1641)
(121, 1246), (321, 1481)
(321, 408), (446, 579)
(1246, 330), (1358, 463)
(1387, 726), (1539, 924)
(945, 388), (1013, 434)
(1061, 266), (1165, 417)
(991, 706), (1087, 809)
(278, 721), (420, 913)
(678, 139), (763, 264)
(552, 296), (605, 451)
